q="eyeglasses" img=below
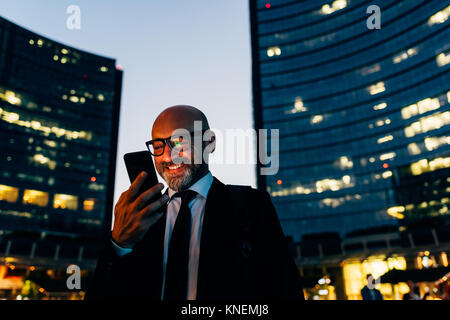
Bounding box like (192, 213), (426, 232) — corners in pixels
(145, 130), (207, 157)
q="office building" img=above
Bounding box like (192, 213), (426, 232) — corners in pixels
(0, 16), (122, 298)
(250, 0), (450, 299)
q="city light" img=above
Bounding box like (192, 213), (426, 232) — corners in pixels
(377, 135), (393, 144)
(0, 185), (19, 203)
(404, 111), (450, 138)
(373, 102), (387, 110)
(266, 46), (281, 57)
(311, 115), (324, 124)
(387, 206), (405, 219)
(368, 82), (386, 95)
(410, 157), (450, 175)
(0, 107), (93, 141)
(436, 52), (450, 67)
(393, 47), (418, 64)
(428, 5), (450, 26)
(320, 0), (347, 15)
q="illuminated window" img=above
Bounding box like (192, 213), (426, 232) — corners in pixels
(424, 136), (449, 151)
(23, 190), (49, 207)
(286, 97), (307, 114)
(54, 194), (78, 211)
(373, 102), (387, 111)
(377, 135), (393, 144)
(387, 206), (405, 219)
(316, 175), (353, 193)
(442, 252), (449, 267)
(266, 46), (281, 57)
(44, 140), (57, 148)
(0, 109), (92, 141)
(311, 115), (323, 124)
(0, 89), (22, 105)
(320, 0), (347, 15)
(404, 112), (450, 137)
(61, 48), (69, 54)
(372, 118), (391, 128)
(83, 199), (96, 211)
(31, 154), (56, 170)
(100, 66), (108, 72)
(88, 183), (105, 191)
(382, 171), (392, 179)
(410, 157), (450, 175)
(368, 82), (385, 95)
(401, 104), (418, 119)
(418, 98), (440, 114)
(337, 156), (353, 169)
(379, 152), (396, 161)
(428, 5), (450, 26)
(0, 185), (19, 203)
(436, 52), (450, 67)
(358, 63), (380, 76)
(393, 47), (418, 64)
(97, 94), (105, 101)
(407, 143), (421, 155)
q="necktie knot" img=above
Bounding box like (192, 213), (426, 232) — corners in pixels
(173, 190), (197, 205)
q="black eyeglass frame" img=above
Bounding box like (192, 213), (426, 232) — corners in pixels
(145, 130), (210, 157)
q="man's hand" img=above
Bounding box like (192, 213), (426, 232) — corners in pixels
(112, 171), (169, 248)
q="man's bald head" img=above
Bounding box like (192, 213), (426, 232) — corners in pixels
(152, 105), (210, 139)
(150, 105), (214, 191)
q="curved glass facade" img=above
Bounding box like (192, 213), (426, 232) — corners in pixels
(0, 17), (122, 242)
(251, 0), (450, 241)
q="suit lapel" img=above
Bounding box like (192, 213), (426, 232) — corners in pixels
(196, 177), (231, 299)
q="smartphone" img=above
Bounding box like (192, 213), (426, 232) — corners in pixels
(123, 151), (162, 203)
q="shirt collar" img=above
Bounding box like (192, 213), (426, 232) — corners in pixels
(167, 171), (213, 199)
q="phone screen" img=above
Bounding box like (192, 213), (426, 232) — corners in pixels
(123, 151), (162, 202)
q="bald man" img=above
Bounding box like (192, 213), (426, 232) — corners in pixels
(87, 105), (303, 300)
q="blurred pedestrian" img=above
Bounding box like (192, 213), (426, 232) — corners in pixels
(402, 281), (420, 300)
(361, 274), (383, 300)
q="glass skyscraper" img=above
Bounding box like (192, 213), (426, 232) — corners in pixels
(0, 16), (122, 286)
(250, 0), (450, 242)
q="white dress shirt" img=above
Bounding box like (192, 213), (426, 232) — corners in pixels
(112, 171), (214, 300)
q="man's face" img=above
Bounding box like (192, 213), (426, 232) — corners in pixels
(153, 133), (203, 192)
(151, 106), (212, 192)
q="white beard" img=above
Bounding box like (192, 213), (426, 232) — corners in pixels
(161, 164), (199, 192)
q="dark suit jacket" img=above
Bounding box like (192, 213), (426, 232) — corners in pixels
(86, 177), (304, 300)
(361, 286), (383, 300)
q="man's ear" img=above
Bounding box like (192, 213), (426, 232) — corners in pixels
(203, 130), (216, 154)
(209, 134), (216, 153)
